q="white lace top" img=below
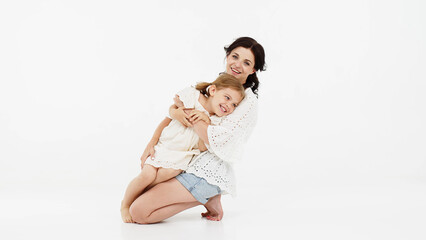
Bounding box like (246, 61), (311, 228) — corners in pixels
(186, 88), (258, 195)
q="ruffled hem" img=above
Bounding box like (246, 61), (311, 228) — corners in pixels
(144, 159), (188, 171)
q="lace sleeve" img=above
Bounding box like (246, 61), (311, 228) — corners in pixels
(206, 90), (258, 163)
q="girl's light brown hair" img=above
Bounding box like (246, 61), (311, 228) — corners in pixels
(195, 73), (245, 100)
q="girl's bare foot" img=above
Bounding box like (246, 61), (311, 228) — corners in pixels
(121, 207), (134, 223)
(201, 194), (223, 221)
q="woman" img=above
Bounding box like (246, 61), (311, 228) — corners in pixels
(129, 37), (266, 224)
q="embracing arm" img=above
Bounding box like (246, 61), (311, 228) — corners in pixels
(191, 120), (209, 144)
(197, 138), (208, 152)
(200, 92), (258, 162)
(171, 92), (259, 163)
(169, 104), (192, 127)
(169, 93), (193, 127)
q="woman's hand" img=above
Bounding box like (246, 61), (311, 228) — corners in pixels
(140, 141), (155, 169)
(189, 110), (211, 125)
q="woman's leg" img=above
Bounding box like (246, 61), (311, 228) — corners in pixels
(201, 194), (223, 221)
(129, 178), (201, 224)
(121, 164), (158, 222)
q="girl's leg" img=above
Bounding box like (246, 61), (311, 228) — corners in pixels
(146, 168), (182, 190)
(129, 178), (201, 224)
(121, 164), (158, 222)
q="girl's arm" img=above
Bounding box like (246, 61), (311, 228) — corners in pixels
(171, 94), (210, 143)
(169, 94), (194, 127)
(140, 117), (172, 167)
(184, 108), (210, 144)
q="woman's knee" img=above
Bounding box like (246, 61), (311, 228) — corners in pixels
(129, 201), (150, 224)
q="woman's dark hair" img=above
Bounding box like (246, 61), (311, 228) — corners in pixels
(224, 37), (266, 96)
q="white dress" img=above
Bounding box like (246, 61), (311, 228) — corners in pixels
(185, 88), (258, 195)
(145, 87), (221, 170)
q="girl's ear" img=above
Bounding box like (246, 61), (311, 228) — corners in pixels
(208, 85), (217, 96)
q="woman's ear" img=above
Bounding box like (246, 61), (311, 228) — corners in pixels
(208, 85), (217, 96)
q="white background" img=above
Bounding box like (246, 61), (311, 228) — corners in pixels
(1, 0), (425, 239)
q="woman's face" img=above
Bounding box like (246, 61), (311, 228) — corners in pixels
(225, 47), (256, 85)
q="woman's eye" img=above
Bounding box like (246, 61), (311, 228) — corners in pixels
(232, 55), (238, 59)
(244, 62), (250, 66)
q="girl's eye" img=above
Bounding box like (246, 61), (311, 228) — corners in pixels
(225, 96), (230, 100)
(233, 103), (237, 108)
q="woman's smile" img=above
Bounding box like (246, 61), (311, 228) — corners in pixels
(225, 46), (256, 84)
(230, 67), (241, 74)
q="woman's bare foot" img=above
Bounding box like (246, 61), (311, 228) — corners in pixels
(121, 207), (134, 223)
(201, 194), (223, 221)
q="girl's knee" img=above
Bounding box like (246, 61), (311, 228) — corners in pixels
(157, 168), (181, 181)
(140, 165), (158, 182)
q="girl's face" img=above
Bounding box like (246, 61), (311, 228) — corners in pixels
(209, 86), (243, 117)
(225, 47), (256, 85)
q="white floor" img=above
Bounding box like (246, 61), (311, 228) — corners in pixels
(1, 177), (425, 240)
(2, 1), (425, 239)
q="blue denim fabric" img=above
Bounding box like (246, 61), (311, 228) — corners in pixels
(176, 172), (222, 204)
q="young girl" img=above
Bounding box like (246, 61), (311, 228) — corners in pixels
(121, 73), (245, 223)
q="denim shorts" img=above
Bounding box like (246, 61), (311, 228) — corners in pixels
(176, 172), (222, 204)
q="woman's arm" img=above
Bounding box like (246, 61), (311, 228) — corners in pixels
(197, 139), (208, 152)
(191, 120), (209, 144)
(194, 92), (258, 162)
(187, 109), (211, 144)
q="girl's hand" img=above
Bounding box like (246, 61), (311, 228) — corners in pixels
(189, 110), (211, 125)
(170, 106), (193, 127)
(170, 94), (193, 127)
(174, 95), (185, 108)
(140, 142), (155, 169)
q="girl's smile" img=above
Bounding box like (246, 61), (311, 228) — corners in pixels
(210, 88), (243, 117)
(219, 104), (228, 113)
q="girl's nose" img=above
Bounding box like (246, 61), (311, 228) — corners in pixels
(228, 104), (234, 111)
